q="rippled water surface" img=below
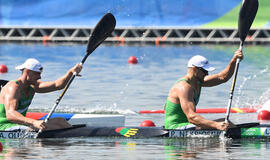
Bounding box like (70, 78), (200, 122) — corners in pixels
(1, 43), (270, 159)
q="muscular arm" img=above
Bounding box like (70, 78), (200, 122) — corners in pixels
(178, 84), (227, 130)
(3, 83), (45, 130)
(34, 63), (82, 93)
(202, 49), (243, 87)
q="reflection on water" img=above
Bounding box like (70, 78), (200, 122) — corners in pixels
(2, 138), (270, 159)
(164, 138), (231, 159)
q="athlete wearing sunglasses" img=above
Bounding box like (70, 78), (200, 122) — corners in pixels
(164, 49), (243, 131)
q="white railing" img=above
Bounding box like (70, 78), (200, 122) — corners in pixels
(0, 27), (269, 45)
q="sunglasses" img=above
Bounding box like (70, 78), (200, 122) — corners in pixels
(197, 67), (208, 75)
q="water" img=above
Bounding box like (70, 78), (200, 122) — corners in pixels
(2, 138), (270, 159)
(1, 43), (270, 159)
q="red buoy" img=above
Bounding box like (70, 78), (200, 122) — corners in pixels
(258, 110), (270, 120)
(128, 56), (138, 64)
(0, 142), (2, 152)
(0, 64), (8, 73)
(139, 120), (156, 127)
(258, 100), (270, 123)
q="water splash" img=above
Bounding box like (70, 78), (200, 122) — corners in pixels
(235, 66), (269, 108)
(30, 104), (138, 115)
(219, 132), (233, 150)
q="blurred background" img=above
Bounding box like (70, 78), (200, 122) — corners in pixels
(0, 0), (269, 27)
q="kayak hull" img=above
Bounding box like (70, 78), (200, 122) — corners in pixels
(1, 122), (268, 139)
(37, 125), (167, 138)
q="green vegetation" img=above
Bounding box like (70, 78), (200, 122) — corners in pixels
(203, 0), (270, 28)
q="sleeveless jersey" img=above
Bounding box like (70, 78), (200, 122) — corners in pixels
(164, 78), (201, 129)
(0, 80), (34, 130)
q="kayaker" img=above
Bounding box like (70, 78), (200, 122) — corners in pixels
(0, 58), (82, 131)
(164, 49), (243, 130)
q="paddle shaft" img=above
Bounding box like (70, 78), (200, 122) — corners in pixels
(43, 64), (81, 124)
(43, 53), (90, 123)
(225, 44), (242, 123)
(225, 0), (258, 123)
(36, 13), (116, 137)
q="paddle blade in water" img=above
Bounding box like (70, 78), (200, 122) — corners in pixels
(238, 0), (258, 43)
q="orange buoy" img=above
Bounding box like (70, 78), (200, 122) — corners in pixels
(139, 120), (156, 127)
(128, 56), (138, 64)
(247, 35), (253, 41)
(42, 35), (50, 45)
(0, 64), (8, 73)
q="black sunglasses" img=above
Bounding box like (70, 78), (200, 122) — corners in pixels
(197, 67), (208, 75)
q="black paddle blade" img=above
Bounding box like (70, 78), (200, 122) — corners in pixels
(82, 13), (116, 64)
(238, 0), (258, 43)
(0, 79), (8, 91)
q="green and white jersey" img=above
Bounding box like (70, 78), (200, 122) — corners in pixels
(0, 80), (34, 131)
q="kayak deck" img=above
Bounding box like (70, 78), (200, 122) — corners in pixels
(1, 123), (269, 139)
(38, 123), (265, 139)
(26, 112), (125, 126)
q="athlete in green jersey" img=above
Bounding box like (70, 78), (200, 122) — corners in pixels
(0, 80), (34, 130)
(165, 79), (200, 129)
(0, 58), (82, 131)
(164, 49), (243, 130)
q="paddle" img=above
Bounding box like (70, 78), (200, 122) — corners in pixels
(36, 13), (116, 137)
(225, 0), (258, 123)
(0, 80), (9, 91)
(215, 118), (236, 128)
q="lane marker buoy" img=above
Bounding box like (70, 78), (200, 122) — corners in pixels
(140, 120), (156, 127)
(128, 56), (138, 64)
(0, 64), (8, 73)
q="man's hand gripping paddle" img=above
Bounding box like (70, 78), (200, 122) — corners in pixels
(35, 13), (116, 138)
(225, 0), (258, 124)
